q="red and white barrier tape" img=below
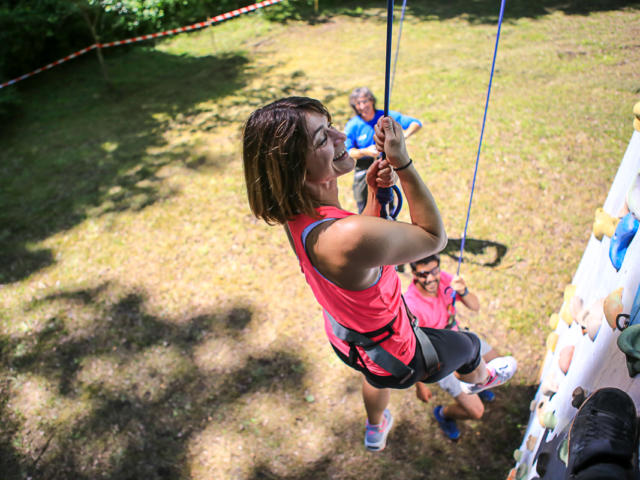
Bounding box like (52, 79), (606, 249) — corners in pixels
(0, 0), (283, 90)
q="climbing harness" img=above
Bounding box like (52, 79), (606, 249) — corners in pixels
(325, 296), (440, 384)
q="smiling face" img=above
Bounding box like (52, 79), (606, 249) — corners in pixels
(413, 260), (441, 297)
(304, 111), (354, 184)
(354, 94), (375, 122)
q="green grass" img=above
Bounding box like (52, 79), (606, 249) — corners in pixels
(2, 2), (640, 479)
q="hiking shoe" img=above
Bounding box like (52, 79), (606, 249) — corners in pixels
(478, 389), (495, 402)
(460, 356), (517, 395)
(433, 405), (460, 441)
(364, 409), (394, 451)
(567, 387), (638, 479)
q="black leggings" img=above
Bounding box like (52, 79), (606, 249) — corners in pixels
(332, 327), (482, 389)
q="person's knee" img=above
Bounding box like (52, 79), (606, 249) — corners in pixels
(469, 403), (484, 420)
(458, 398), (484, 420)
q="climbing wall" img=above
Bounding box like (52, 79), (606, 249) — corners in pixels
(508, 103), (640, 480)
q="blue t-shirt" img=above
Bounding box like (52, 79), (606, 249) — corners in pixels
(344, 109), (421, 150)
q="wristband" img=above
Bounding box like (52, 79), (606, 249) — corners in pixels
(459, 287), (469, 297)
(393, 158), (412, 172)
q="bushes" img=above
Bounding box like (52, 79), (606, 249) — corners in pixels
(0, 1), (320, 83)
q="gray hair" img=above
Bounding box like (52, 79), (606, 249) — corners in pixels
(348, 87), (377, 116)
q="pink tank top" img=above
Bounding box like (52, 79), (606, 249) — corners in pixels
(287, 206), (416, 376)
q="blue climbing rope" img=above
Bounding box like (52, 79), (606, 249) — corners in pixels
(376, 0), (406, 220)
(452, 0), (506, 308)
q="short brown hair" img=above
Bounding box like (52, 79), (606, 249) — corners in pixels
(243, 97), (331, 225)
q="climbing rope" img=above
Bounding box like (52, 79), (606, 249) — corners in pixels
(455, 0), (506, 275)
(376, 0), (406, 220)
(451, 0), (506, 312)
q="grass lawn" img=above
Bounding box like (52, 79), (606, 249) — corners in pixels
(1, 1), (640, 478)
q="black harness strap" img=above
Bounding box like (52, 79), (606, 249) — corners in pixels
(326, 295), (440, 385)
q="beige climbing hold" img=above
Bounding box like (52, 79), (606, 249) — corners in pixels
(634, 101), (640, 132)
(540, 410), (558, 429)
(558, 344), (575, 374)
(541, 373), (559, 396)
(593, 207), (619, 240)
(513, 449), (523, 462)
(584, 298), (604, 341)
(536, 396), (551, 427)
(604, 287), (624, 330)
(569, 294), (584, 326)
(526, 434), (538, 451)
(547, 331), (559, 352)
(549, 312), (560, 329)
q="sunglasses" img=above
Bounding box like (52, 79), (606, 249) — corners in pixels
(413, 266), (440, 279)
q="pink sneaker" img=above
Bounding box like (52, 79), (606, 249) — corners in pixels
(460, 356), (517, 395)
(364, 409), (394, 451)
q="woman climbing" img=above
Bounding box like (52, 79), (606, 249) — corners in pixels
(242, 96), (516, 451)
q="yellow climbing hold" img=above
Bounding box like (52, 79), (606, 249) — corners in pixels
(547, 331), (559, 352)
(634, 101), (640, 132)
(549, 313), (560, 329)
(593, 208), (619, 240)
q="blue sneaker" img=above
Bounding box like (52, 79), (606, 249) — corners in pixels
(434, 405), (460, 441)
(478, 389), (495, 402)
(364, 409), (393, 451)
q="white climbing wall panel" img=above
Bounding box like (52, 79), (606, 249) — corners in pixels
(509, 128), (640, 480)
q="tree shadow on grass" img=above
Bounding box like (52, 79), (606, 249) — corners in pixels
(0, 282), (307, 479)
(305, 0), (639, 24)
(0, 47), (251, 284)
(442, 237), (509, 268)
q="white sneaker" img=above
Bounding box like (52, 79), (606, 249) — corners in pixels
(460, 356), (517, 395)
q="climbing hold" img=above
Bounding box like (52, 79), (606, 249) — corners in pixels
(558, 438), (568, 466)
(617, 324), (640, 377)
(616, 282), (640, 330)
(537, 397), (558, 429)
(634, 101), (640, 132)
(507, 468), (517, 480)
(592, 207), (619, 240)
(585, 308), (602, 341)
(560, 284), (577, 325)
(609, 212), (639, 271)
(575, 299), (603, 341)
(569, 294), (584, 326)
(530, 399), (538, 411)
(558, 344), (575, 374)
(516, 462), (529, 480)
(548, 312), (560, 329)
(513, 449), (523, 462)
(526, 434), (538, 451)
(541, 373), (559, 396)
(546, 331), (559, 352)
(540, 410), (558, 429)
(603, 287), (624, 330)
(571, 386), (588, 409)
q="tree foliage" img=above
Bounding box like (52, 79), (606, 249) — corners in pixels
(0, 0), (313, 82)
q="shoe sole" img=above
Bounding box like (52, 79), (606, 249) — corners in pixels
(567, 387), (637, 476)
(365, 415), (394, 452)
